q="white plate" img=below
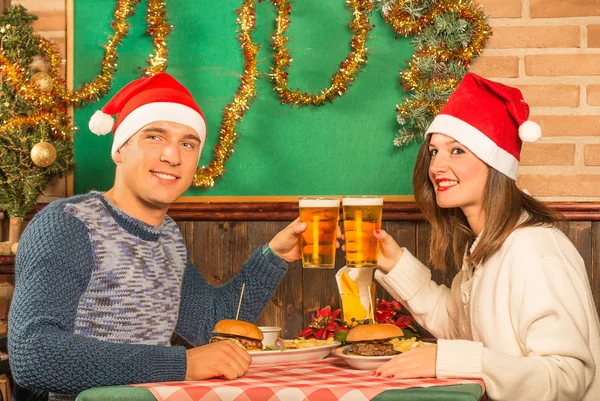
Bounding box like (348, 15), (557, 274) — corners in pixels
(248, 340), (341, 366)
(334, 342), (434, 370)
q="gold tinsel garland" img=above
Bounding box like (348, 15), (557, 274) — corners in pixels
(145, 0), (172, 76)
(0, 0), (170, 107)
(0, 114), (65, 136)
(0, 39), (65, 112)
(269, 0), (374, 107)
(192, 0), (260, 188)
(1, 0), (490, 187)
(384, 0), (490, 120)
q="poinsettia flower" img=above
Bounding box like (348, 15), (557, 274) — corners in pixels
(296, 306), (347, 340)
(394, 314), (417, 330)
(374, 299), (419, 333)
(378, 299), (402, 312)
(375, 308), (396, 323)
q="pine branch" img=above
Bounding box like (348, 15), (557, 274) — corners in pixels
(0, 5), (75, 218)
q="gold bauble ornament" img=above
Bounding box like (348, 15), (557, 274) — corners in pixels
(31, 141), (57, 167)
(30, 71), (53, 92)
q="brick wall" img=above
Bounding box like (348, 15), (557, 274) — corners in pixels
(473, 0), (600, 201)
(12, 0), (600, 201)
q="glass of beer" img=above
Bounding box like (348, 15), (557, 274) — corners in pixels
(299, 198), (340, 269)
(342, 196), (383, 267)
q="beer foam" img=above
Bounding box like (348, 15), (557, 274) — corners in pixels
(299, 198), (340, 208)
(342, 197), (384, 206)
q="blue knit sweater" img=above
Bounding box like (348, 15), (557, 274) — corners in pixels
(8, 193), (288, 400)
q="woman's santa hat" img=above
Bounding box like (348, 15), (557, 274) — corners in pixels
(425, 72), (541, 181)
(89, 72), (207, 157)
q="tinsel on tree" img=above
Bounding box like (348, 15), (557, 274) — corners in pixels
(374, 0), (490, 146)
(0, 5), (75, 219)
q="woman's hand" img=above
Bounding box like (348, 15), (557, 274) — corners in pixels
(375, 344), (437, 379)
(373, 229), (404, 273)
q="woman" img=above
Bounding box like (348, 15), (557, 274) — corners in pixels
(372, 72), (600, 401)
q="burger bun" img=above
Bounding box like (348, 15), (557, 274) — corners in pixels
(212, 319), (264, 341)
(346, 323), (404, 342)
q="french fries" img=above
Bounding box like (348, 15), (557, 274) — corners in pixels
(281, 337), (334, 349)
(388, 337), (424, 353)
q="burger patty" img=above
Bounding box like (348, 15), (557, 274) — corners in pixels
(210, 335), (263, 350)
(351, 341), (396, 356)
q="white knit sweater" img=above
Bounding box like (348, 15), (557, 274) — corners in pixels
(375, 225), (600, 401)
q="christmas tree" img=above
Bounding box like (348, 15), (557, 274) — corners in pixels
(0, 5), (74, 231)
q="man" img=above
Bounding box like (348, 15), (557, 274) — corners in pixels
(8, 73), (307, 400)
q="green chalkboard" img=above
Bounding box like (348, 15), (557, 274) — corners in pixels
(72, 0), (419, 197)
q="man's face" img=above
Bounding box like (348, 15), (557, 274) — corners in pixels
(113, 120), (202, 210)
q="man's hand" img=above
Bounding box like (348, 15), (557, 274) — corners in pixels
(185, 340), (252, 380)
(268, 218), (307, 262)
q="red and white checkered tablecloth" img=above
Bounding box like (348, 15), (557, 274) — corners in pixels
(132, 357), (485, 401)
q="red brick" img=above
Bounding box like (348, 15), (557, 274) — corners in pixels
(525, 54), (600, 76)
(471, 56), (519, 78)
(474, 0), (521, 18)
(517, 174), (600, 197)
(589, 25), (600, 48)
(584, 144), (600, 166)
(516, 85), (580, 107)
(520, 143), (576, 166)
(487, 26), (580, 49)
(587, 85), (600, 106)
(531, 0), (600, 18)
(530, 115), (600, 137)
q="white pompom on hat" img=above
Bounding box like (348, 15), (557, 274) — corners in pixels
(518, 120), (542, 143)
(425, 72), (541, 181)
(89, 110), (114, 136)
(89, 72), (207, 157)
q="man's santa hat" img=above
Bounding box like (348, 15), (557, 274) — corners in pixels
(89, 72), (206, 157)
(425, 72), (541, 180)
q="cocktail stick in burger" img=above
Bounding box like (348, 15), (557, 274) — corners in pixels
(346, 324), (404, 356)
(210, 319), (264, 351)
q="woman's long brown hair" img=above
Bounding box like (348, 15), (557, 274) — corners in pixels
(413, 134), (562, 271)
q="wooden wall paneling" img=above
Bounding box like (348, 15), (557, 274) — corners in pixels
(417, 221), (453, 288)
(557, 221), (593, 277)
(176, 221), (192, 253)
(415, 221), (430, 263)
(593, 223), (600, 316)
(0, 211), (5, 242)
(248, 221), (304, 339)
(166, 201), (600, 222)
(302, 223), (346, 328)
(183, 221), (248, 286)
(228, 221), (250, 275)
(302, 267), (341, 329)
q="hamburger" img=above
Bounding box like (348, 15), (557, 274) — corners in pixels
(345, 323), (404, 356)
(209, 319), (264, 351)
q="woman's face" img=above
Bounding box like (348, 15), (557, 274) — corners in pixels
(428, 133), (489, 216)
